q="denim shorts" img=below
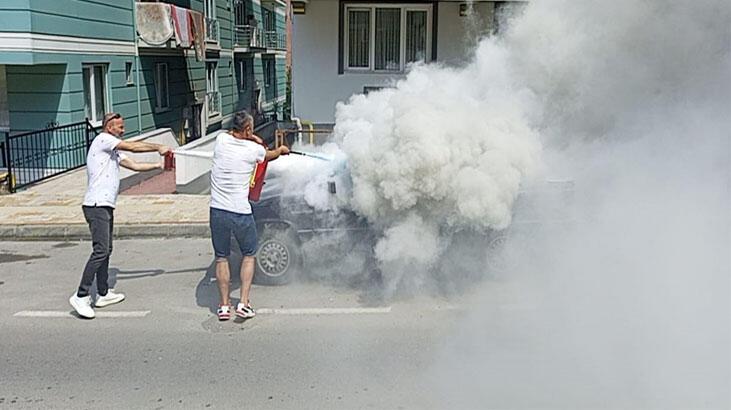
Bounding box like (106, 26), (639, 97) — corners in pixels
(209, 207), (258, 258)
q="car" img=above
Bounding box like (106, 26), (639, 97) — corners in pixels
(250, 152), (375, 285)
(251, 152), (574, 285)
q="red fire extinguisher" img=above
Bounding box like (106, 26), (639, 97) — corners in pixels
(248, 142), (269, 201)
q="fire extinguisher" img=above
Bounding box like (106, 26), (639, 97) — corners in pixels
(248, 143), (269, 202)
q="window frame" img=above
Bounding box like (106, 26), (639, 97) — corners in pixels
(343, 3), (432, 73)
(206, 61), (220, 117)
(125, 61), (134, 86)
(82, 63), (110, 126)
(204, 0), (216, 19)
(154, 63), (170, 112)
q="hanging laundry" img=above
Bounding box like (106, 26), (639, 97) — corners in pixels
(171, 5), (193, 48)
(190, 11), (207, 62)
(136, 3), (174, 46)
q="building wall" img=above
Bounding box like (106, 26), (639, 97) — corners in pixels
(26, 0), (134, 41)
(0, 0), (287, 139)
(292, 0), (498, 123)
(437, 2), (495, 65)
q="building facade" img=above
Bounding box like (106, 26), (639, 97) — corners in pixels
(290, 0), (525, 124)
(0, 0), (289, 146)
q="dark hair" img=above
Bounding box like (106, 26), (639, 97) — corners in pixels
(231, 111), (254, 131)
(102, 112), (122, 129)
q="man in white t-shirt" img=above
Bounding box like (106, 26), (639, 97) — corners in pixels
(210, 111), (289, 320)
(69, 113), (172, 319)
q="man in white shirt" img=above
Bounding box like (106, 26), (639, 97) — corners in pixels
(69, 112), (172, 319)
(210, 111), (289, 320)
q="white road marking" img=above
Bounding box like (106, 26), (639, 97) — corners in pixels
(256, 307), (392, 315)
(14, 310), (151, 318)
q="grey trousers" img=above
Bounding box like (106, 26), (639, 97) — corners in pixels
(77, 206), (114, 298)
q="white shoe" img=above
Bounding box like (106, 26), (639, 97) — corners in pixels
(69, 294), (95, 319)
(95, 290), (125, 308)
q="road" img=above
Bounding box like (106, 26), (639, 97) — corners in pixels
(0, 239), (469, 410)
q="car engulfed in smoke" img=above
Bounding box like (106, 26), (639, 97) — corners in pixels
(250, 151), (574, 288)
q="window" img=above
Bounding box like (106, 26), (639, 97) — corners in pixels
(206, 62), (218, 93)
(344, 4), (432, 73)
(204, 0), (216, 19)
(263, 58), (275, 89)
(262, 8), (276, 32)
(347, 9), (370, 68)
(239, 60), (249, 91)
(233, 0), (247, 26)
(263, 57), (276, 101)
(405, 10), (428, 62)
(154, 63), (169, 111)
(206, 62), (220, 117)
(82, 64), (108, 125)
(125, 61), (134, 85)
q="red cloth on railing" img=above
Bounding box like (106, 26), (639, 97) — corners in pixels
(171, 6), (192, 48)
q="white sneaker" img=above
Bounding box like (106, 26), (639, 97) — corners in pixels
(69, 294), (95, 319)
(95, 290), (125, 307)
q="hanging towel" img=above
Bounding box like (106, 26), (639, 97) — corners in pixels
(190, 10), (207, 62)
(136, 3), (174, 46)
(171, 6), (193, 48)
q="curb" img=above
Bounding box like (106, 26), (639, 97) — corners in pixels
(0, 223), (210, 241)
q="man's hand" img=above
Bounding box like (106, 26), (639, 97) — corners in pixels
(157, 145), (172, 156)
(279, 145), (290, 155)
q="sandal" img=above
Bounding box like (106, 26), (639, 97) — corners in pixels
(217, 304), (231, 321)
(235, 302), (256, 319)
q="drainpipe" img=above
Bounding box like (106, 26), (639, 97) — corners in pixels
(291, 116), (302, 145)
(132, 0), (143, 136)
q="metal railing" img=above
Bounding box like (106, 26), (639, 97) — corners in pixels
(264, 31), (286, 50)
(1, 120), (98, 193)
(205, 17), (219, 43)
(207, 91), (221, 117)
(234, 25), (265, 49)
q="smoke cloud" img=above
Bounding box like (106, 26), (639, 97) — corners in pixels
(282, 0), (730, 407)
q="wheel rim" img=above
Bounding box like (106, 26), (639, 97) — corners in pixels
(257, 239), (291, 278)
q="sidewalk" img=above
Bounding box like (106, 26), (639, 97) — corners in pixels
(0, 169), (210, 240)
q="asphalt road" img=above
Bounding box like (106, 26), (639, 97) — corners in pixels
(0, 239), (469, 410)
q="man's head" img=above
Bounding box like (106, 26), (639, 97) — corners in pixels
(231, 111), (254, 140)
(102, 112), (125, 137)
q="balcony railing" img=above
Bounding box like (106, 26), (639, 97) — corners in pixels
(234, 25), (265, 49)
(205, 17), (219, 43)
(207, 91), (221, 117)
(264, 31), (286, 50)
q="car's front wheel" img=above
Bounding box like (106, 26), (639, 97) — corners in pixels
(254, 229), (300, 286)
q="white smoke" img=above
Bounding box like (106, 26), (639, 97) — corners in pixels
(333, 42), (543, 291)
(422, 0), (730, 408)
(285, 0), (730, 406)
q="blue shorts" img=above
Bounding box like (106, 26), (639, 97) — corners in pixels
(209, 207), (258, 258)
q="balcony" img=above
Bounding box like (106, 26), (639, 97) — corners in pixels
(264, 31), (286, 50)
(205, 17), (219, 43)
(207, 91), (221, 117)
(234, 25), (265, 50)
(234, 26), (286, 51)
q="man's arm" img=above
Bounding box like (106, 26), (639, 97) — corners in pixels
(117, 140), (171, 155)
(264, 145), (290, 162)
(120, 157), (162, 172)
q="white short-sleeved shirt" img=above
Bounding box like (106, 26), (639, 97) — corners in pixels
(210, 133), (266, 215)
(83, 132), (127, 208)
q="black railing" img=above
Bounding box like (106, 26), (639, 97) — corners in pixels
(2, 120), (98, 192)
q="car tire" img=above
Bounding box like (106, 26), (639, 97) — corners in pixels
(254, 229), (300, 286)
